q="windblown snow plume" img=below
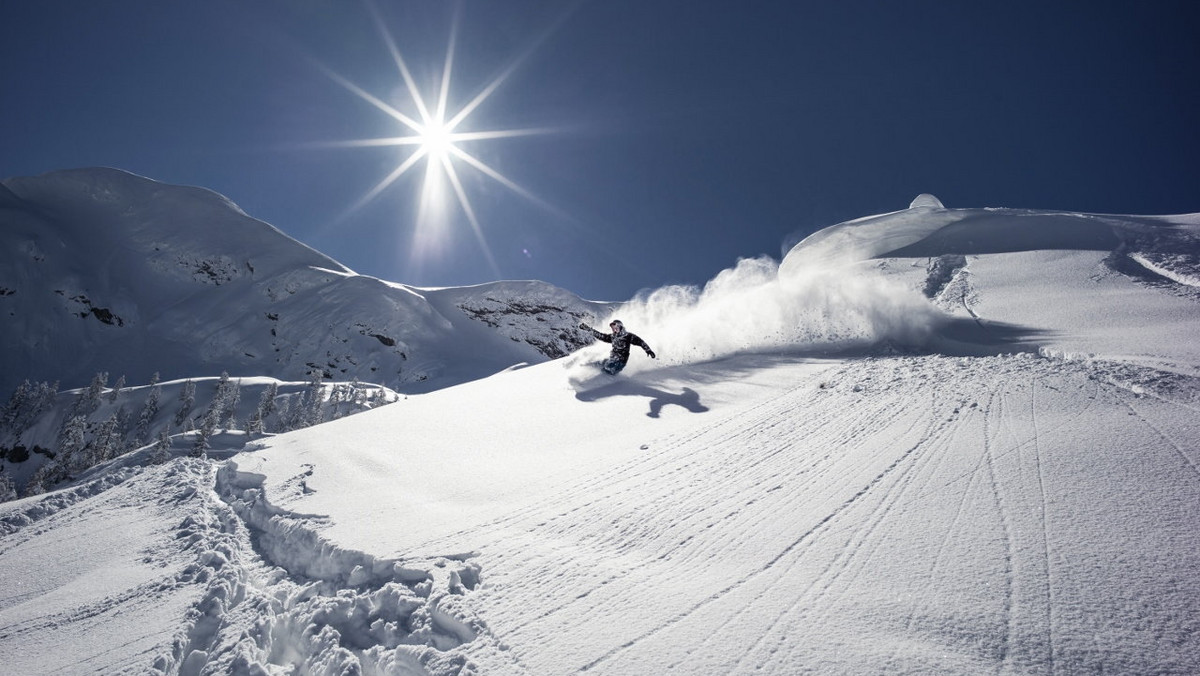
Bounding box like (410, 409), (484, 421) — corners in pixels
(594, 199), (1200, 373)
(574, 243), (947, 373)
(632, 258), (945, 365)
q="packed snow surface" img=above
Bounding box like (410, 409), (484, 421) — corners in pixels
(2, 195), (1199, 674)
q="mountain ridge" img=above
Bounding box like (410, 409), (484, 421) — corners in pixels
(0, 168), (610, 394)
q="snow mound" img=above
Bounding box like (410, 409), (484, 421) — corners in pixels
(909, 193), (945, 209)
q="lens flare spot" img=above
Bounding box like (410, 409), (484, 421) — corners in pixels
(420, 120), (454, 160)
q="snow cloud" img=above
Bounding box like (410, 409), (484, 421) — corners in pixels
(604, 251), (947, 367)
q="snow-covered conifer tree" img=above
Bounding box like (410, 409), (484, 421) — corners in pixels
(194, 401), (219, 457)
(135, 373), (161, 445)
(214, 371), (231, 397)
(273, 397), (292, 433)
(205, 372), (233, 429)
(191, 429), (210, 458)
(8, 381), (60, 439)
(1, 380), (32, 432)
(90, 413), (121, 464)
(301, 371), (325, 428)
(108, 375), (125, 403)
(56, 414), (88, 474)
(76, 371), (108, 416)
(2, 381), (28, 435)
(254, 382), (279, 429)
(223, 378), (241, 429)
(27, 381), (59, 431)
(174, 380), (196, 427)
(150, 428), (172, 464)
(246, 409), (263, 436)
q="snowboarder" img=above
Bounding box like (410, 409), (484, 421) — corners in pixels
(579, 319), (656, 375)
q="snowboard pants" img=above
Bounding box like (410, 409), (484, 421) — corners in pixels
(601, 356), (627, 376)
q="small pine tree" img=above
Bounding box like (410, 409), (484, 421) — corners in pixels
(136, 373), (162, 445)
(91, 413), (121, 464)
(115, 405), (131, 437)
(150, 428), (172, 464)
(214, 371), (231, 396)
(10, 381), (60, 438)
(301, 371), (324, 428)
(56, 414), (88, 472)
(1, 380), (32, 432)
(108, 375), (126, 404)
(246, 409), (263, 436)
(28, 381), (59, 429)
(273, 397), (292, 433)
(23, 467), (49, 497)
(194, 403), (219, 457)
(223, 379), (241, 429)
(204, 372), (233, 430)
(329, 382), (343, 404)
(254, 382), (279, 431)
(191, 430), (209, 458)
(174, 380), (196, 427)
(80, 371), (108, 416)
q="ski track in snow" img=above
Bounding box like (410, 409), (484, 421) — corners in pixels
(401, 354), (1200, 675)
(0, 457), (489, 675)
(3, 352), (1199, 674)
(4, 351), (1197, 675)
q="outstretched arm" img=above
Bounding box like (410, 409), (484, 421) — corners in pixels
(631, 334), (656, 359)
(579, 322), (613, 343)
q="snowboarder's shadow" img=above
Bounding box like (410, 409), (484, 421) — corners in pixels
(575, 382), (709, 418)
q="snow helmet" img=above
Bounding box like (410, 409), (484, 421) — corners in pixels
(609, 319), (625, 334)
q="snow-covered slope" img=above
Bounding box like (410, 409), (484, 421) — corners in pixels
(0, 168), (607, 394)
(782, 202), (1200, 371)
(1, 194), (1198, 675)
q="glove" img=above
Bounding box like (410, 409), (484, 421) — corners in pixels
(646, 348), (656, 359)
(579, 322), (591, 331)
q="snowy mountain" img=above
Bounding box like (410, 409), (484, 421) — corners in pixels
(0, 168), (609, 395)
(1, 190), (1198, 675)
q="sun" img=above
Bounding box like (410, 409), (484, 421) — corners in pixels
(418, 119), (455, 161)
(309, 1), (567, 278)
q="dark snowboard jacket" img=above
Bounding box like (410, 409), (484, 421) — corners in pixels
(590, 328), (651, 363)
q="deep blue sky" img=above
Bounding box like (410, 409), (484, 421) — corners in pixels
(4, 1), (1199, 301)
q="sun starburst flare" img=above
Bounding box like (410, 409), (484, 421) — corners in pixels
(307, 1), (573, 278)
